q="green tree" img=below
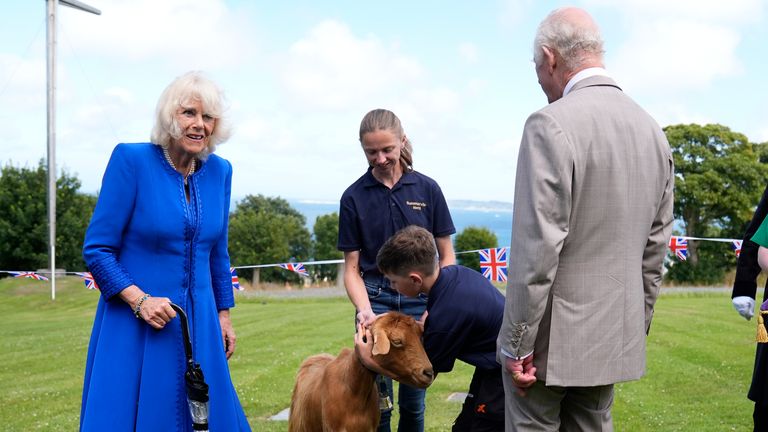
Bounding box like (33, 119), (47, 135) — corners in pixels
(665, 124), (768, 283)
(0, 161), (97, 273)
(666, 240), (734, 285)
(235, 194), (306, 220)
(756, 141), (768, 164)
(454, 226), (498, 272)
(312, 212), (341, 282)
(228, 195), (311, 284)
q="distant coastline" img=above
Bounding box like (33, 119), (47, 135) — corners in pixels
(447, 199), (513, 213)
(288, 198), (513, 246)
(280, 198), (514, 212)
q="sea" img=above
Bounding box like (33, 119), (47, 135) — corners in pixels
(289, 199), (513, 247)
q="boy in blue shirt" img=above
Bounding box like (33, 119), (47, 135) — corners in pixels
(356, 225), (505, 431)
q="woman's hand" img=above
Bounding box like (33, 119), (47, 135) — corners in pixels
(354, 323), (385, 374)
(136, 296), (176, 330)
(356, 308), (377, 328)
(219, 309), (236, 359)
(120, 285), (175, 330)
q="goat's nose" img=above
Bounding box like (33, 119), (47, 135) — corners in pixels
(423, 368), (434, 380)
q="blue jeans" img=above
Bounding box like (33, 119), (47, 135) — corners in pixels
(363, 274), (427, 432)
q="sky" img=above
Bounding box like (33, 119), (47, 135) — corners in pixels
(1, 0), (767, 205)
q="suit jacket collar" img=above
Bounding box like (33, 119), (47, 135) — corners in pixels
(567, 75), (622, 95)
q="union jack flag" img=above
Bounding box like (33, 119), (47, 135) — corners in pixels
(732, 240), (742, 258)
(230, 267), (242, 290)
(279, 262), (309, 277)
(668, 237), (687, 261)
(74, 272), (99, 290)
(478, 247), (508, 282)
(8, 271), (49, 281)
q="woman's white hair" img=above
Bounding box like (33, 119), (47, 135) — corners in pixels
(533, 7), (604, 71)
(150, 71), (232, 159)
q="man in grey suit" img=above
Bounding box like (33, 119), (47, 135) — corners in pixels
(497, 7), (674, 431)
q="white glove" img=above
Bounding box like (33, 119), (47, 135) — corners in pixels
(732, 296), (755, 320)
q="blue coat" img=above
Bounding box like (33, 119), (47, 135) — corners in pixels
(80, 143), (250, 431)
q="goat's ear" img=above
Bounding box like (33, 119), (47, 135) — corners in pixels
(371, 327), (390, 356)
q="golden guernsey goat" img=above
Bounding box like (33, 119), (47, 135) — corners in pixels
(288, 312), (434, 432)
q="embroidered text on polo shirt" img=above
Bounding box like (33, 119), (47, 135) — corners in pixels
(407, 201), (428, 211)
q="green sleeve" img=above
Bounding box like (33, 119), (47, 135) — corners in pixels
(750, 215), (768, 247)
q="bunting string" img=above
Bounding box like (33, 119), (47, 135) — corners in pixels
(0, 235), (750, 288)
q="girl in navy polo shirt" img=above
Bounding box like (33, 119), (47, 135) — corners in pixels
(337, 108), (456, 432)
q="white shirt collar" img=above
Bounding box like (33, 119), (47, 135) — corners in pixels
(563, 67), (610, 97)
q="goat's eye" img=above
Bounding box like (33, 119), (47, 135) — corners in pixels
(391, 339), (403, 347)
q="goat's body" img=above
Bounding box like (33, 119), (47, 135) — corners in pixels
(288, 348), (379, 432)
(289, 312), (433, 432)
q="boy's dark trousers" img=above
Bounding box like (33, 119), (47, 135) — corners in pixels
(453, 367), (504, 431)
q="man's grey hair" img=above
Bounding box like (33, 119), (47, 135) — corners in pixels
(533, 8), (604, 71)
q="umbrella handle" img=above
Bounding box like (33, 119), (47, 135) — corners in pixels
(170, 303), (194, 364)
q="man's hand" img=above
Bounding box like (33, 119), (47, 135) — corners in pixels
(505, 354), (537, 396)
(733, 296), (755, 320)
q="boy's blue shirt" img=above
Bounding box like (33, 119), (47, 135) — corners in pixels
(424, 265), (505, 372)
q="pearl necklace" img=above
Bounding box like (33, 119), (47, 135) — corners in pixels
(162, 146), (196, 185)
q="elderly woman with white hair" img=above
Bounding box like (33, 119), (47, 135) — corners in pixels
(80, 71), (250, 431)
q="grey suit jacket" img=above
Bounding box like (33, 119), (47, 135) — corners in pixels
(498, 76), (674, 387)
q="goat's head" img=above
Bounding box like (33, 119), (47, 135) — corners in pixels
(368, 312), (434, 388)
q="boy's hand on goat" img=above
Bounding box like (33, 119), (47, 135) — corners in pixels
(417, 310), (428, 332)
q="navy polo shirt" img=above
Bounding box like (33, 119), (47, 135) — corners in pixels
(424, 265), (505, 372)
(337, 168), (455, 277)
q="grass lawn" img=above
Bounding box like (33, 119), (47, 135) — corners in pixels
(0, 277), (759, 431)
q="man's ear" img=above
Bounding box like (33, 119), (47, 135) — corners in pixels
(542, 45), (557, 71)
(409, 272), (423, 286)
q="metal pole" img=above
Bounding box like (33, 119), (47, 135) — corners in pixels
(60, 0), (101, 14)
(46, 0), (58, 300)
(44, 0), (100, 300)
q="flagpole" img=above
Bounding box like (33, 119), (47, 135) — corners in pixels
(46, 0), (58, 301)
(45, 0), (100, 301)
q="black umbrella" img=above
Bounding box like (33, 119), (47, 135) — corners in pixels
(170, 303), (210, 431)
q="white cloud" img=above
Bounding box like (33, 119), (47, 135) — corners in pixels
(103, 87), (135, 104)
(409, 88), (461, 115)
(58, 0), (258, 69)
(585, 0), (764, 22)
(611, 19), (742, 95)
(642, 102), (714, 129)
(68, 87), (148, 141)
(233, 114), (270, 147)
(0, 55), (49, 166)
(458, 42), (478, 63)
(576, 0), (764, 97)
(755, 128), (768, 144)
(466, 78), (489, 96)
(0, 54), (46, 110)
(280, 20), (425, 111)
(498, 0), (537, 27)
